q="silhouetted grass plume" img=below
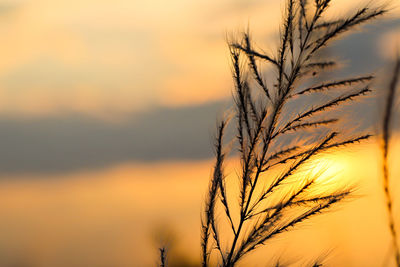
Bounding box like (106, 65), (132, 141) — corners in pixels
(201, 0), (387, 266)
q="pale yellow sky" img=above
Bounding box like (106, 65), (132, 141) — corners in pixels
(0, 0), (394, 117)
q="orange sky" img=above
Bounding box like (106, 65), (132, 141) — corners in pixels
(0, 139), (399, 266)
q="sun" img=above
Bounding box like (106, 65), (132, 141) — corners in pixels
(307, 152), (351, 186)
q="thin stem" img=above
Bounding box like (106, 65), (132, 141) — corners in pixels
(159, 247), (167, 267)
(382, 56), (400, 267)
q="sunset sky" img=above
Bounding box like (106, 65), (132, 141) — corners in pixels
(0, 0), (399, 266)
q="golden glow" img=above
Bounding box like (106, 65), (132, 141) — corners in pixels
(307, 152), (351, 186)
(0, 139), (398, 266)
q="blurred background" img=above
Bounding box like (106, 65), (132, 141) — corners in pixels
(0, 0), (399, 266)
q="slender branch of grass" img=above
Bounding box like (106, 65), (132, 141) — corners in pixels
(294, 75), (373, 96)
(230, 42), (279, 67)
(314, 19), (345, 29)
(304, 61), (336, 70)
(244, 33), (271, 100)
(201, 119), (228, 267)
(306, 7), (387, 60)
(263, 134), (371, 171)
(279, 86), (371, 136)
(382, 55), (400, 267)
(279, 118), (338, 135)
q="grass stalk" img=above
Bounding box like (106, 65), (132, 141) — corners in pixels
(382, 55), (400, 267)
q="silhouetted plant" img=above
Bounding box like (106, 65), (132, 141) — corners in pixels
(381, 54), (400, 267)
(201, 0), (386, 266)
(159, 247), (167, 267)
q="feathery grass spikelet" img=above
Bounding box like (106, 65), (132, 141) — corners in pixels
(201, 0), (386, 266)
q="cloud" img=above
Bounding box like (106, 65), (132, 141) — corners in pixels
(0, 101), (227, 174)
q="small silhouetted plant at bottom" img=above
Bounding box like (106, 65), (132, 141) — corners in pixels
(159, 247), (167, 267)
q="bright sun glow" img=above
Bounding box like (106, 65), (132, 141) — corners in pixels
(307, 153), (350, 185)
